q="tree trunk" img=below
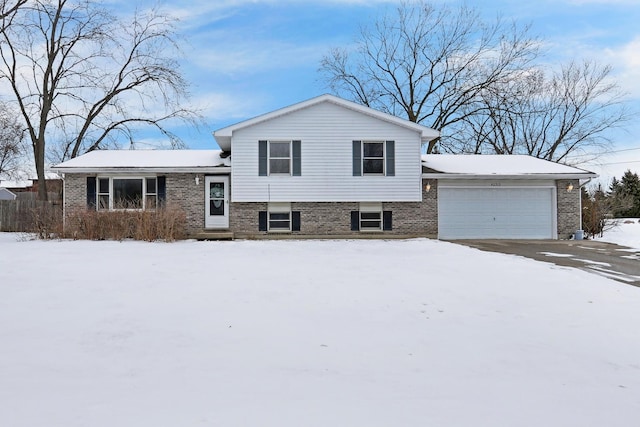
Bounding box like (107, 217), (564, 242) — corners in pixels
(33, 139), (47, 201)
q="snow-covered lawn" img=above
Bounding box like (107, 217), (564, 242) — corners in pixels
(596, 218), (640, 250)
(1, 233), (639, 427)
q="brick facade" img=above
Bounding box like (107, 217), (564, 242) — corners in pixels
(229, 179), (437, 238)
(62, 172), (208, 237)
(62, 173), (580, 240)
(166, 173), (205, 236)
(556, 179), (581, 239)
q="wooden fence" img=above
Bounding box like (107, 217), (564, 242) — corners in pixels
(0, 197), (63, 233)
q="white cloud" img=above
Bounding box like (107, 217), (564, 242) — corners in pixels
(603, 37), (640, 99)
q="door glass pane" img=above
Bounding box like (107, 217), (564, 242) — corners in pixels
(210, 200), (224, 216)
(209, 182), (224, 216)
(210, 182), (224, 199)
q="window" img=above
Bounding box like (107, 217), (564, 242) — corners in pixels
(353, 140), (395, 176)
(269, 141), (291, 174)
(351, 203), (392, 232)
(259, 203), (301, 232)
(363, 141), (385, 174)
(258, 140), (301, 176)
(145, 178), (157, 209)
(113, 178), (143, 209)
(92, 177), (158, 210)
(360, 211), (382, 230)
(269, 212), (291, 231)
(97, 178), (109, 210)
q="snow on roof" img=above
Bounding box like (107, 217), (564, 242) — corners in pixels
(53, 150), (230, 172)
(0, 179), (33, 188)
(422, 154), (597, 177)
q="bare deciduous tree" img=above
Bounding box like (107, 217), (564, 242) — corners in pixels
(319, 0), (540, 153)
(0, 0), (25, 23)
(458, 61), (630, 162)
(0, 0), (199, 200)
(0, 103), (25, 177)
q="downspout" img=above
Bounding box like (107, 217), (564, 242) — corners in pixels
(61, 173), (66, 234)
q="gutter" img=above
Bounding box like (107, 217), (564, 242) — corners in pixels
(421, 173), (599, 180)
(51, 166), (231, 174)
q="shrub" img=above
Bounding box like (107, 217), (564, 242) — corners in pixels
(66, 207), (186, 242)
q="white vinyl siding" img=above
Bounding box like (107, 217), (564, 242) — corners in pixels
(231, 101), (422, 202)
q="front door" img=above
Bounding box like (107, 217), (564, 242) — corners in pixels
(205, 176), (229, 229)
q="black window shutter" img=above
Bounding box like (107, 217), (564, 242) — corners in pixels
(86, 177), (96, 209)
(292, 211), (301, 231)
(350, 211), (360, 231)
(383, 210), (392, 230)
(259, 211), (268, 231)
(352, 140), (361, 176)
(258, 140), (268, 176)
(157, 176), (166, 207)
(292, 140), (301, 176)
(386, 140), (395, 176)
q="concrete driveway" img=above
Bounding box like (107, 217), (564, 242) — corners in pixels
(453, 239), (640, 286)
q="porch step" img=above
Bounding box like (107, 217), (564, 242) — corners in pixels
(194, 231), (235, 241)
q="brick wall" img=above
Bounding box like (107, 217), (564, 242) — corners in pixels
(61, 173), (206, 237)
(230, 179), (438, 238)
(166, 173), (205, 236)
(556, 179), (581, 239)
(63, 174), (580, 240)
(63, 173), (90, 216)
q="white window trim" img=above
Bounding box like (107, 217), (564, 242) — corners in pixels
(268, 202), (292, 232)
(268, 140), (292, 176)
(359, 202), (383, 232)
(362, 140), (385, 176)
(96, 176), (158, 211)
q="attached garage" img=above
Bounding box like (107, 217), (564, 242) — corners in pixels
(437, 182), (556, 239)
(422, 154), (598, 240)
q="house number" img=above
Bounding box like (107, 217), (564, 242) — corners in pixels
(490, 183), (501, 187)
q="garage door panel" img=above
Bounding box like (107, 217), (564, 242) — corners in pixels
(438, 187), (555, 239)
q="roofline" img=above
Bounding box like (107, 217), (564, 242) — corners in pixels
(422, 173), (599, 180)
(213, 94), (440, 151)
(52, 166), (231, 174)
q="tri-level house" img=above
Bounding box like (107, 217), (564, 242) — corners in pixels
(54, 94), (597, 240)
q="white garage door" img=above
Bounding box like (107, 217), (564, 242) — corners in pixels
(438, 187), (556, 239)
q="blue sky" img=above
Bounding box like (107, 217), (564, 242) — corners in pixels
(121, 0), (640, 183)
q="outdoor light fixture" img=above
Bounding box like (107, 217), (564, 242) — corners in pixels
(424, 182), (431, 192)
(195, 176), (200, 185)
(567, 183), (574, 192)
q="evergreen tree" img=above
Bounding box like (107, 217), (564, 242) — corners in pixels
(615, 170), (640, 217)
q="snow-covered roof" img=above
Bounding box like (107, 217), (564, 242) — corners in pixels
(422, 154), (597, 179)
(52, 150), (230, 173)
(0, 179), (33, 188)
(213, 94), (440, 151)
